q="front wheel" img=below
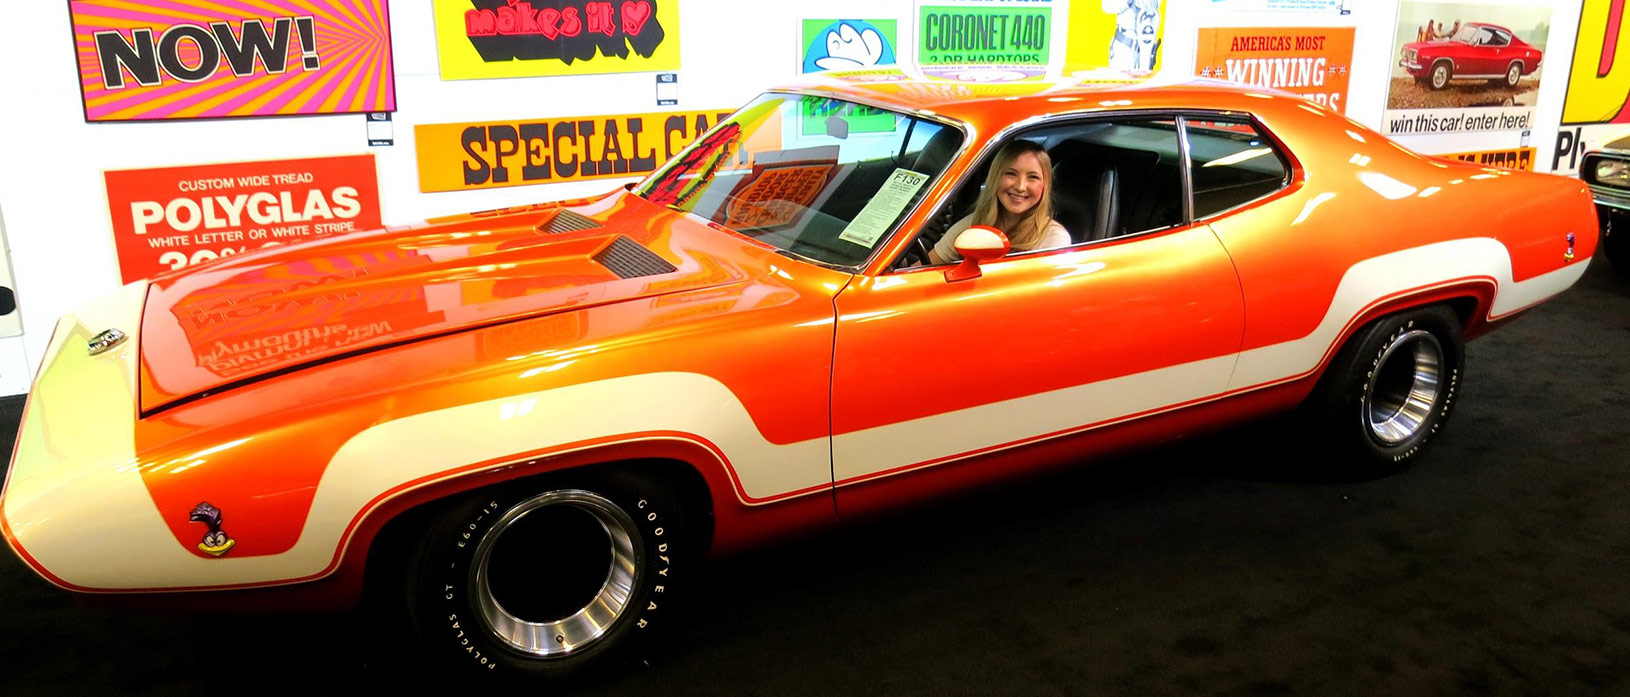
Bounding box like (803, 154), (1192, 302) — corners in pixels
(405, 469), (688, 680)
(1311, 306), (1464, 475)
(1606, 209), (1629, 271)
(1429, 62), (1452, 90)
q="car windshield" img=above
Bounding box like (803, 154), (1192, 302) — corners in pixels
(635, 92), (964, 268)
(1451, 25), (1480, 43)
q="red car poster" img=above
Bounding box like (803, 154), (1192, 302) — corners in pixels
(104, 154), (383, 284)
(1383, 1), (1554, 136)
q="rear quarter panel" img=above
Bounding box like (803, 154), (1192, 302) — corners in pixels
(1206, 99), (1594, 380)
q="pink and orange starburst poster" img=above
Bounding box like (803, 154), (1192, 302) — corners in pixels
(69, 0), (396, 122)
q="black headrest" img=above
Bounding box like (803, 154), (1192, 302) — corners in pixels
(912, 128), (962, 175)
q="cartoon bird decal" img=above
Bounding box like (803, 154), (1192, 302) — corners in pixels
(188, 502), (236, 557)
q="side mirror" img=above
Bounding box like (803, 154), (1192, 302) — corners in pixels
(944, 225), (1010, 282)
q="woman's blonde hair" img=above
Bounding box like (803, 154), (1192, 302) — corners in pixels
(971, 140), (1054, 251)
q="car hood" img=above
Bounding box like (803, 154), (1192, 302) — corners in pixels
(137, 189), (786, 413)
(1402, 40), (1452, 53)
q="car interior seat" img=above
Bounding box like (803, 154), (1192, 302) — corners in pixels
(1048, 140), (1122, 243)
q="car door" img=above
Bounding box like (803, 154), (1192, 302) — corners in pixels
(1473, 27), (1502, 75)
(827, 115), (1248, 516)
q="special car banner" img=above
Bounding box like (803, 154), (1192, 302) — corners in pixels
(1439, 146), (1537, 170)
(104, 155), (382, 284)
(69, 0), (395, 122)
(415, 110), (738, 193)
(1066, 0), (1167, 74)
(432, 0), (680, 80)
(1562, 0), (1630, 125)
(1194, 27), (1355, 114)
(917, 1), (1053, 79)
(1382, 0), (1554, 137)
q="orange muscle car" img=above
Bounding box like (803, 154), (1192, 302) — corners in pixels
(1, 72), (1597, 680)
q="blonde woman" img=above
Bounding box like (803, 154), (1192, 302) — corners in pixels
(928, 140), (1071, 264)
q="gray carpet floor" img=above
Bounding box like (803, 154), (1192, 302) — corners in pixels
(1, 257), (1627, 696)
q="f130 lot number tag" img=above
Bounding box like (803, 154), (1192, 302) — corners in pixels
(838, 168), (930, 247)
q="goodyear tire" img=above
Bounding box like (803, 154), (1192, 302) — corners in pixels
(1313, 306), (1464, 475)
(406, 469), (686, 681)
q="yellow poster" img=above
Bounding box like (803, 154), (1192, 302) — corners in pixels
(1563, 0), (1630, 124)
(1066, 0), (1166, 74)
(414, 110), (734, 192)
(433, 0), (680, 80)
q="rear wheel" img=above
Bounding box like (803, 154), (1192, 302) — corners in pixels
(1312, 306), (1464, 475)
(1503, 61), (1522, 88)
(405, 469), (687, 681)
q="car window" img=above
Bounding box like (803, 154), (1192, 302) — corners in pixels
(1186, 117), (1290, 220)
(1044, 119), (1186, 242)
(913, 118), (1187, 264)
(1488, 29), (1510, 47)
(636, 93), (964, 269)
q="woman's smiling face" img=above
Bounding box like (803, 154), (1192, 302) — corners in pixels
(997, 151), (1047, 217)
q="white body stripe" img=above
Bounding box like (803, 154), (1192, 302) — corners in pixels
(1229, 238), (1586, 390)
(3, 241), (1586, 590)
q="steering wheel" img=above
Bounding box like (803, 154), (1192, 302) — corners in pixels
(910, 235), (933, 267)
(894, 234), (933, 269)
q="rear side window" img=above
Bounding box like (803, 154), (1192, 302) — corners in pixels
(1185, 118), (1290, 219)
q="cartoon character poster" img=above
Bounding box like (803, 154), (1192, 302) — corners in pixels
(801, 20), (898, 73)
(1065, 0), (1167, 75)
(1382, 0), (1554, 137)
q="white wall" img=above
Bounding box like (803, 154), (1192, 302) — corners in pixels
(0, 0), (1593, 395)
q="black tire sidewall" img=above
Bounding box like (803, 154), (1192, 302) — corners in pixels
(1606, 211), (1629, 271)
(1321, 307), (1464, 472)
(410, 470), (685, 679)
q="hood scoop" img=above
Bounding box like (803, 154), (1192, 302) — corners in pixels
(593, 236), (677, 279)
(538, 209), (602, 235)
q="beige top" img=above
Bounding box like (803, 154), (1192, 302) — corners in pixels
(931, 214), (1071, 263)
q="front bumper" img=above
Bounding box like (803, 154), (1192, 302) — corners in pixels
(0, 281), (176, 591)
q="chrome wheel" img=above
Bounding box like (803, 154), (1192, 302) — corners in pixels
(1364, 330), (1443, 445)
(1506, 63), (1520, 87)
(469, 490), (641, 658)
(1432, 64), (1450, 89)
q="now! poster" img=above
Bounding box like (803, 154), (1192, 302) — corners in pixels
(69, 0), (396, 121)
(103, 155), (382, 283)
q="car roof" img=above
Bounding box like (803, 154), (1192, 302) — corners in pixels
(777, 68), (1308, 129)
